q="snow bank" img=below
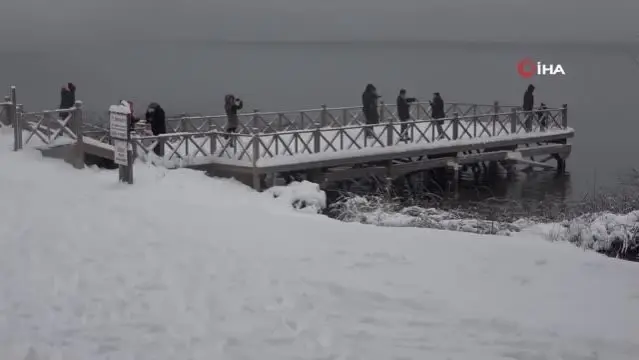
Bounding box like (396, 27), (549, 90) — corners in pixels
(332, 194), (639, 256)
(331, 195), (519, 235)
(526, 211), (639, 254)
(264, 180), (327, 214)
(1, 133), (639, 359)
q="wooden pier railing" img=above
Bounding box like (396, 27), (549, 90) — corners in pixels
(129, 105), (568, 166)
(2, 85), (571, 178)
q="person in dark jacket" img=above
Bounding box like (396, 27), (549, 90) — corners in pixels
(522, 84), (535, 132)
(430, 92), (446, 139)
(145, 102), (166, 156)
(536, 102), (548, 131)
(396, 89), (417, 141)
(122, 100), (140, 132)
(59, 82), (76, 120)
(224, 94), (243, 145)
(362, 84), (380, 137)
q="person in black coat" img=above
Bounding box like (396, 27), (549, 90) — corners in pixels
(396, 89), (416, 141)
(361, 84), (380, 137)
(145, 102), (166, 156)
(430, 92), (446, 139)
(224, 94), (244, 144)
(522, 84), (535, 131)
(59, 82), (76, 120)
(536, 102), (548, 131)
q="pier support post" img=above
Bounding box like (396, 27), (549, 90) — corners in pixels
(561, 104), (568, 128)
(71, 101), (85, 169)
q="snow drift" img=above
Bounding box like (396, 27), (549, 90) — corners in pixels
(1, 133), (639, 360)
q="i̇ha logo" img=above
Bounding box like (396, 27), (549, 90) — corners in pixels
(517, 58), (566, 78)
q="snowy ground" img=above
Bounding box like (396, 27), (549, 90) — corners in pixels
(1, 132), (639, 360)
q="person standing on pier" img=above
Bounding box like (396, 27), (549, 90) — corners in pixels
(224, 94), (243, 146)
(430, 92), (446, 139)
(522, 84), (535, 132)
(362, 84), (380, 138)
(396, 89), (417, 141)
(536, 102), (548, 131)
(59, 82), (76, 120)
(145, 102), (166, 156)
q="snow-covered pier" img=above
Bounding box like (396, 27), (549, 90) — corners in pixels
(1, 86), (574, 190)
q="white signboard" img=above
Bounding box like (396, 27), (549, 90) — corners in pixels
(113, 139), (128, 166)
(109, 111), (128, 140)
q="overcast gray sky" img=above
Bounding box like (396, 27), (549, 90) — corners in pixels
(1, 0), (638, 46)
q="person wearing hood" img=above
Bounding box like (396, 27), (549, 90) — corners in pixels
(361, 84), (380, 137)
(430, 92), (446, 139)
(145, 102), (166, 156)
(523, 84), (535, 131)
(59, 82), (76, 120)
(224, 94), (243, 145)
(396, 89), (417, 141)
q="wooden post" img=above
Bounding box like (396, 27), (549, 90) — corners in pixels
(209, 132), (217, 155)
(379, 101), (385, 123)
(117, 117), (133, 184)
(10, 86), (22, 151)
(71, 101), (85, 169)
(313, 123), (321, 153)
(561, 104), (568, 128)
(251, 135), (261, 191)
(386, 112), (394, 146)
(320, 104), (328, 128)
(252, 110), (259, 133)
(510, 108), (517, 134)
(472, 105), (478, 137)
(452, 112), (459, 140)
(492, 101), (499, 136)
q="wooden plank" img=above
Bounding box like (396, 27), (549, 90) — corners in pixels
(518, 144), (571, 158)
(390, 158), (453, 178)
(323, 166), (387, 183)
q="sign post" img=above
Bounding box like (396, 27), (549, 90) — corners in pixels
(109, 104), (133, 184)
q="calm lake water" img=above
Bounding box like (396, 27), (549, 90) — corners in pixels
(1, 40), (638, 201)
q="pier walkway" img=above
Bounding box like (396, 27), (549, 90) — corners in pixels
(1, 86), (574, 190)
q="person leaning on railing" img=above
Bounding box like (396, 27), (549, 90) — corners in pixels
(536, 102), (548, 131)
(145, 102), (166, 156)
(59, 82), (76, 120)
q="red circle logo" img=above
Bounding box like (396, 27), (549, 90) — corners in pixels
(517, 58), (535, 78)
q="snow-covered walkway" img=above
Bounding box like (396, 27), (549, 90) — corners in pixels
(0, 132), (637, 360)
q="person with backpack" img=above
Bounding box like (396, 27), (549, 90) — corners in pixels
(396, 88), (417, 141)
(224, 94), (243, 145)
(145, 102), (167, 156)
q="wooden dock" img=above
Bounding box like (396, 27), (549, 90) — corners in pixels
(1, 86), (574, 191)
